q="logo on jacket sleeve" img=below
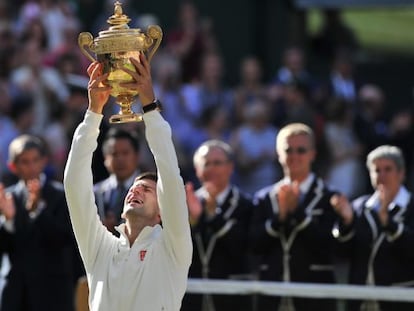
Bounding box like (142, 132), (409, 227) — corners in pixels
(139, 250), (147, 261)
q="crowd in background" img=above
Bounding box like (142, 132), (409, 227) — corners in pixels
(1, 0), (414, 310)
(0, 0), (412, 193)
(1, 0), (413, 196)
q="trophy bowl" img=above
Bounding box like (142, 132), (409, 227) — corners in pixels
(78, 1), (162, 123)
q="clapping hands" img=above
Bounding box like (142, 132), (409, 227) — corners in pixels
(277, 182), (300, 222)
(0, 183), (15, 221)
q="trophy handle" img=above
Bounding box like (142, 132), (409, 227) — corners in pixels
(145, 25), (163, 62)
(78, 32), (97, 62)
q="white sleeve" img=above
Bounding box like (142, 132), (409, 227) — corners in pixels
(63, 111), (113, 271)
(143, 110), (192, 267)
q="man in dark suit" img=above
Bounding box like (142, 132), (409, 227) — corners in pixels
(93, 127), (141, 235)
(182, 139), (254, 311)
(332, 145), (414, 311)
(249, 123), (339, 311)
(0, 134), (78, 311)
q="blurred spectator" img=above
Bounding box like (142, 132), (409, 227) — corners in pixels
(249, 123), (339, 311)
(152, 50), (193, 144)
(332, 145), (414, 311)
(42, 19), (89, 77)
(0, 84), (15, 179)
(62, 74), (89, 140)
(43, 103), (69, 183)
(152, 50), (197, 181)
(183, 104), (233, 186)
(0, 94), (36, 186)
(40, 0), (80, 51)
(310, 9), (359, 62)
(182, 139), (253, 311)
(353, 84), (389, 152)
(230, 98), (280, 195)
(324, 98), (365, 199)
(9, 39), (69, 135)
(181, 51), (235, 126)
(14, 0), (42, 37)
(322, 48), (361, 106)
(0, 0), (13, 34)
(18, 17), (48, 51)
(199, 105), (232, 143)
(166, 0), (217, 83)
(272, 78), (323, 141)
(388, 108), (414, 190)
(0, 134), (78, 310)
(233, 55), (270, 125)
(62, 75), (114, 185)
(0, 1), (18, 74)
(272, 45), (315, 90)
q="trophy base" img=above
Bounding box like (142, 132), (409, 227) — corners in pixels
(109, 113), (143, 124)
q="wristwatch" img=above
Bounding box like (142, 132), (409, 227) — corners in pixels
(142, 99), (162, 113)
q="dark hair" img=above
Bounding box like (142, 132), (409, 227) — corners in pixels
(10, 94), (34, 120)
(102, 128), (140, 155)
(135, 171), (158, 183)
(285, 77), (310, 99)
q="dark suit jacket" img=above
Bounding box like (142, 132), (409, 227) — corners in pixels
(0, 179), (77, 311)
(337, 190), (414, 311)
(181, 186), (254, 311)
(93, 173), (139, 225)
(249, 175), (337, 311)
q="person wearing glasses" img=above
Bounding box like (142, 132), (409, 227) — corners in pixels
(63, 54), (192, 311)
(182, 139), (254, 311)
(331, 145), (414, 311)
(249, 122), (339, 311)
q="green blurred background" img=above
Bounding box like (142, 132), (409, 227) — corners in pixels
(308, 8), (414, 55)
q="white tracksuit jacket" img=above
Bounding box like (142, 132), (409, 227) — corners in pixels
(64, 110), (192, 311)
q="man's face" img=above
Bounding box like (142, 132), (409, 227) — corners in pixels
(195, 146), (233, 190)
(10, 148), (46, 181)
(277, 134), (315, 179)
(104, 138), (139, 181)
(369, 158), (404, 193)
(122, 179), (160, 225)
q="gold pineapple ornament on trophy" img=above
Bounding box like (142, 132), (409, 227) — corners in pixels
(78, 1), (162, 123)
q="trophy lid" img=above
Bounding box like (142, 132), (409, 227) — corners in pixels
(107, 1), (131, 30)
(92, 1), (150, 54)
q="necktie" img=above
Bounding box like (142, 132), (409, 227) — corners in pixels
(111, 183), (126, 220)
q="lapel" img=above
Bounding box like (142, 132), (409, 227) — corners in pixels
(302, 177), (325, 215)
(220, 187), (240, 220)
(100, 179), (114, 203)
(94, 179), (113, 216)
(12, 181), (28, 208)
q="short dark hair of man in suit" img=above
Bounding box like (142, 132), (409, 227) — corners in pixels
(101, 127), (141, 185)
